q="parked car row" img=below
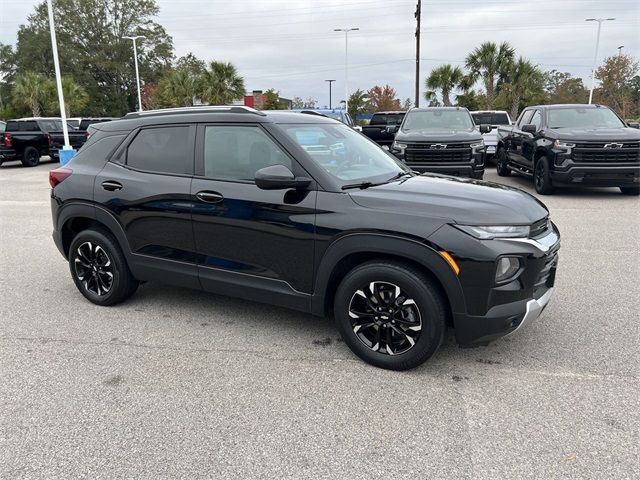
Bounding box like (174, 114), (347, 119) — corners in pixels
(0, 117), (114, 167)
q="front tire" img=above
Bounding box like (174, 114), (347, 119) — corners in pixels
(620, 186), (640, 195)
(534, 156), (555, 195)
(496, 148), (510, 176)
(334, 261), (446, 370)
(69, 228), (138, 306)
(21, 146), (40, 167)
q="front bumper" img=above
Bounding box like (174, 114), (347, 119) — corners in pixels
(550, 162), (639, 187)
(393, 151), (485, 177)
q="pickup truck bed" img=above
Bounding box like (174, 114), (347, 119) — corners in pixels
(362, 112), (405, 147)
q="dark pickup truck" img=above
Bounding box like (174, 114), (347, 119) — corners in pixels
(389, 107), (490, 179)
(496, 104), (640, 195)
(362, 111), (406, 147)
(0, 118), (86, 167)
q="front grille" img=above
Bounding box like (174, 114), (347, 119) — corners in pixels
(572, 142), (640, 163)
(530, 217), (550, 238)
(404, 142), (472, 164)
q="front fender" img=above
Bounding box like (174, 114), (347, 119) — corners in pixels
(311, 233), (466, 317)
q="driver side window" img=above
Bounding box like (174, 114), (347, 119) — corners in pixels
(517, 110), (534, 128)
(529, 110), (542, 131)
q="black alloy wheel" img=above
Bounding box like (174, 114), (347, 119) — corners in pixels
(21, 146), (40, 167)
(348, 281), (422, 356)
(496, 148), (510, 176)
(73, 241), (114, 296)
(534, 156), (554, 195)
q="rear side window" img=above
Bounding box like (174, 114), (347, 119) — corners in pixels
(370, 114), (404, 126)
(17, 121), (40, 131)
(126, 126), (192, 175)
(38, 119), (63, 131)
(73, 134), (125, 165)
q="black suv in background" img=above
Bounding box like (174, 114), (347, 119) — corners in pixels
(496, 104), (640, 195)
(390, 107), (490, 179)
(50, 106), (560, 370)
(362, 111), (406, 147)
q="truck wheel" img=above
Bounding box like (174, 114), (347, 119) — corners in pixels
(69, 228), (139, 306)
(534, 156), (554, 195)
(620, 186), (640, 196)
(496, 148), (510, 176)
(333, 260), (446, 371)
(21, 147), (40, 167)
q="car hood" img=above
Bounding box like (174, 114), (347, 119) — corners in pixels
(548, 127), (640, 142)
(348, 174), (548, 225)
(395, 128), (483, 143)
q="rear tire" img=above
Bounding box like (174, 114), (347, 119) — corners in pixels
(21, 146), (40, 167)
(69, 228), (138, 306)
(496, 148), (510, 176)
(534, 156), (555, 195)
(333, 261), (446, 371)
(620, 186), (640, 196)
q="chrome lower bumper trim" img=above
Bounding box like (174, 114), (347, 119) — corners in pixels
(507, 287), (554, 336)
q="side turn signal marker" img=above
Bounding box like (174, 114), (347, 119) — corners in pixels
(439, 251), (460, 275)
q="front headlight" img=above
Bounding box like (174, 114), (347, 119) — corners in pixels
(471, 140), (485, 151)
(553, 139), (575, 149)
(455, 224), (530, 239)
(392, 140), (407, 151)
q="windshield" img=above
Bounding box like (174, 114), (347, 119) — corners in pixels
(548, 107), (624, 129)
(403, 110), (474, 131)
(281, 123), (406, 182)
(471, 112), (510, 126)
(370, 113), (405, 126)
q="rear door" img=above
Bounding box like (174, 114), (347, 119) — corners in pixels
(94, 124), (199, 288)
(191, 123), (317, 308)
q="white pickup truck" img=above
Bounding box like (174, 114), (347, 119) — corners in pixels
(471, 110), (512, 160)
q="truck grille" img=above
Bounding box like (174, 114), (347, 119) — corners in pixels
(571, 142), (640, 163)
(404, 142), (472, 163)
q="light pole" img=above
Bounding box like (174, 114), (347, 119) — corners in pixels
(46, 0), (74, 165)
(617, 45), (624, 56)
(585, 18), (615, 104)
(123, 35), (145, 112)
(334, 28), (359, 114)
(325, 80), (336, 109)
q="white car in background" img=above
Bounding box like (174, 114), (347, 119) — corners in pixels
(471, 110), (512, 160)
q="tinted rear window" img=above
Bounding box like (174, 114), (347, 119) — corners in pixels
(38, 119), (64, 132)
(370, 114), (405, 126)
(126, 126), (192, 174)
(7, 121), (40, 131)
(471, 113), (510, 125)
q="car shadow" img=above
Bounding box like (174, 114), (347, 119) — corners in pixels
(0, 157), (58, 170)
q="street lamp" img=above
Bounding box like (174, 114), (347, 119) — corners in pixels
(334, 28), (359, 114)
(617, 45), (624, 56)
(123, 35), (145, 112)
(325, 79), (336, 109)
(585, 18), (615, 104)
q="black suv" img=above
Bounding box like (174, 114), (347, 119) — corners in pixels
(389, 107), (490, 178)
(496, 104), (640, 195)
(50, 106), (560, 370)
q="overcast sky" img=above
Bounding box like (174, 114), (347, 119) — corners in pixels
(1, 0), (639, 106)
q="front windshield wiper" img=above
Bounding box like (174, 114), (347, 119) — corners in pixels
(341, 171), (415, 190)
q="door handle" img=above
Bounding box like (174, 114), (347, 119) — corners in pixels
(196, 191), (224, 203)
(101, 180), (123, 191)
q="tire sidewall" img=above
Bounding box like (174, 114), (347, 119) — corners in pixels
(68, 229), (131, 306)
(535, 156), (553, 194)
(334, 263), (445, 370)
(496, 148), (509, 176)
(21, 147), (40, 167)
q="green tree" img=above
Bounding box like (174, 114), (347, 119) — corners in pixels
(261, 89), (284, 109)
(54, 76), (89, 117)
(544, 70), (588, 104)
(465, 41), (515, 109)
(154, 69), (199, 107)
(11, 71), (53, 116)
(455, 90), (484, 111)
(348, 89), (370, 115)
(200, 61), (245, 105)
(594, 54), (640, 118)
(424, 90), (441, 107)
(0, 43), (16, 112)
(425, 64), (464, 106)
(497, 58), (545, 119)
(402, 98), (413, 110)
(14, 0), (174, 115)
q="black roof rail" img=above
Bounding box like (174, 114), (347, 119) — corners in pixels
(299, 110), (328, 118)
(123, 106), (267, 119)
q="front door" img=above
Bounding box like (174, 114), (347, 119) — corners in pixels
(508, 109), (534, 166)
(191, 124), (317, 309)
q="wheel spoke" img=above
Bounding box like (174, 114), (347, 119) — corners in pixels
(353, 322), (375, 333)
(391, 325), (416, 346)
(349, 310), (375, 319)
(385, 327), (394, 355)
(371, 326), (381, 351)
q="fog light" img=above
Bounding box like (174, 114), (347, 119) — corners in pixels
(495, 257), (520, 283)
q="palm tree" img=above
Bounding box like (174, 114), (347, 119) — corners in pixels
(200, 61), (245, 105)
(425, 64), (464, 106)
(61, 77), (88, 117)
(12, 71), (51, 116)
(465, 41), (515, 108)
(157, 69), (198, 107)
(500, 58), (544, 120)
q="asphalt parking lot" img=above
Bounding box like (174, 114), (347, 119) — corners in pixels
(1, 158), (638, 479)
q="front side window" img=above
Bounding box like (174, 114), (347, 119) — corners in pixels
(402, 110), (474, 131)
(547, 107), (625, 129)
(530, 110), (542, 130)
(281, 123), (406, 182)
(203, 126), (292, 181)
(517, 110), (534, 128)
(127, 126), (191, 175)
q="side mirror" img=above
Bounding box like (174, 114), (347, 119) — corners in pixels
(386, 125), (399, 134)
(255, 164), (311, 190)
(627, 122), (640, 129)
(522, 124), (537, 134)
(479, 124), (491, 134)
(353, 125), (363, 132)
